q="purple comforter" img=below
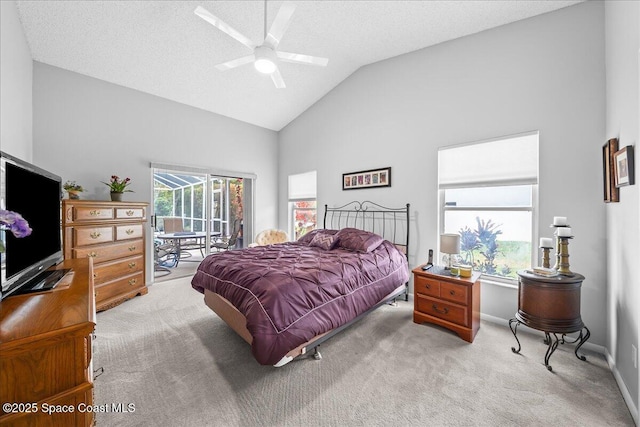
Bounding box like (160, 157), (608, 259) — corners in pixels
(191, 239), (409, 365)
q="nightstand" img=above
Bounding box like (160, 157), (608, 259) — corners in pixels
(412, 265), (481, 342)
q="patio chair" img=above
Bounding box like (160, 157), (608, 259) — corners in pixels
(211, 220), (242, 252)
(154, 239), (179, 276)
(161, 217), (204, 256)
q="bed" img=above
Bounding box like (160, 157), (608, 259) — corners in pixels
(191, 201), (410, 367)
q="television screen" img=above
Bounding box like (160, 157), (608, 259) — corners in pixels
(1, 151), (63, 299)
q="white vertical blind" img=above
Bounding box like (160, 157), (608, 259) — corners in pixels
(438, 132), (539, 188)
(288, 171), (317, 200)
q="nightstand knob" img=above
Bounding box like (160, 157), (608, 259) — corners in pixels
(450, 290), (455, 296)
(425, 284), (430, 289)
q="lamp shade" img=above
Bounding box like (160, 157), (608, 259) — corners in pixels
(440, 233), (461, 254)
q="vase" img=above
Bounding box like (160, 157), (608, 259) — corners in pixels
(110, 192), (123, 202)
(68, 190), (80, 200)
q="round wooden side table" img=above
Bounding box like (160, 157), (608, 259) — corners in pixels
(509, 269), (590, 371)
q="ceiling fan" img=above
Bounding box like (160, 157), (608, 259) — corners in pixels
(195, 1), (329, 89)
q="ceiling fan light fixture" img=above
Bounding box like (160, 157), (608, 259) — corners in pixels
(254, 58), (276, 74)
(254, 46), (277, 74)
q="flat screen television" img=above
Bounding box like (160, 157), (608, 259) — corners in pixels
(1, 151), (65, 300)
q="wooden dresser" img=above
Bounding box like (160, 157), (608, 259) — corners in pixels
(0, 259), (96, 427)
(412, 265), (481, 342)
(62, 199), (148, 311)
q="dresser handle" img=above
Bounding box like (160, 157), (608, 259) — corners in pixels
(90, 231), (101, 239)
(432, 304), (449, 315)
(128, 262), (136, 268)
(126, 210), (134, 216)
(425, 284), (430, 289)
(125, 229), (134, 235)
(88, 252), (97, 258)
(128, 246), (136, 251)
(89, 210), (100, 216)
(450, 290), (455, 296)
(129, 278), (137, 286)
(93, 273), (97, 278)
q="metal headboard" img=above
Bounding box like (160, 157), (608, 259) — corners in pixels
(323, 201), (410, 258)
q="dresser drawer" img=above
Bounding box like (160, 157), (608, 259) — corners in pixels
(93, 255), (144, 285)
(73, 239), (143, 263)
(116, 224), (144, 241)
(440, 281), (468, 305)
(414, 275), (440, 298)
(416, 295), (468, 327)
(72, 206), (114, 222)
(95, 272), (144, 303)
(75, 226), (114, 246)
(116, 207), (145, 220)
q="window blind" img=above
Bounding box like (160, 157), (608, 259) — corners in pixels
(288, 171), (317, 200)
(438, 132), (539, 189)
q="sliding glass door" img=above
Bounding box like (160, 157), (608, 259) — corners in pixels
(152, 166), (251, 256)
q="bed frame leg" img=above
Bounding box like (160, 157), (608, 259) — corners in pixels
(312, 346), (322, 360)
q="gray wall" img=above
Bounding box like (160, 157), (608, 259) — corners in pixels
(279, 2), (606, 343)
(605, 0), (640, 416)
(0, 1), (33, 160)
(32, 62), (279, 283)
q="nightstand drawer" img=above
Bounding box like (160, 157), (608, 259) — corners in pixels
(414, 275), (440, 298)
(416, 295), (468, 327)
(440, 281), (468, 305)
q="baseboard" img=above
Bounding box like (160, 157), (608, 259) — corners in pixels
(481, 313), (638, 424)
(605, 349), (639, 425)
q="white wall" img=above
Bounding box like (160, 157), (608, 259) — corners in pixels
(280, 1), (607, 343)
(0, 1), (33, 161)
(32, 62), (279, 283)
(605, 0), (640, 417)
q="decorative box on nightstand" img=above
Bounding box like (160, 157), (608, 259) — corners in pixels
(412, 265), (481, 342)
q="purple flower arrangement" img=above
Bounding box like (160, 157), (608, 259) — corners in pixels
(103, 175), (133, 193)
(0, 209), (32, 253)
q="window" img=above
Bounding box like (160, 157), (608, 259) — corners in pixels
(438, 132), (539, 282)
(288, 171), (317, 240)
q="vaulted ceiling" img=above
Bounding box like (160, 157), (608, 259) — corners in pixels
(16, 1), (582, 131)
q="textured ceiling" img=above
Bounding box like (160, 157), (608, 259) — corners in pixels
(16, 1), (582, 131)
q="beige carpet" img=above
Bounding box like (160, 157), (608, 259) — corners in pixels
(94, 276), (633, 427)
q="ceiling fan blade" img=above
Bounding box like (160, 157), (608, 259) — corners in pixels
(277, 51), (329, 67)
(195, 6), (255, 50)
(215, 55), (256, 71)
(264, 2), (296, 49)
(270, 67), (286, 89)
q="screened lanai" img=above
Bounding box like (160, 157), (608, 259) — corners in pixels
(153, 170), (243, 240)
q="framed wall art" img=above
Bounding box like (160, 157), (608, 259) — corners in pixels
(602, 138), (619, 202)
(614, 145), (635, 188)
(342, 167), (391, 190)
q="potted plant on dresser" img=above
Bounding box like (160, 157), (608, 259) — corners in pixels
(103, 175), (133, 201)
(63, 180), (84, 199)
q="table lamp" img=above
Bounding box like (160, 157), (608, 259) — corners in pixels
(440, 233), (461, 270)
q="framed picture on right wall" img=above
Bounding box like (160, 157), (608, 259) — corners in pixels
(614, 145), (635, 188)
(603, 138), (619, 202)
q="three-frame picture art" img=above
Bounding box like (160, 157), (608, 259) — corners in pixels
(614, 145), (635, 188)
(343, 167), (391, 190)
